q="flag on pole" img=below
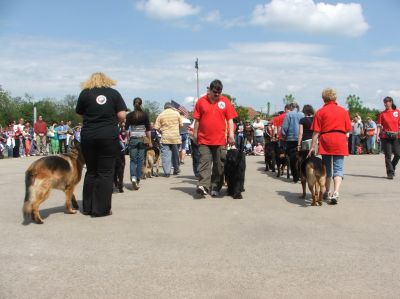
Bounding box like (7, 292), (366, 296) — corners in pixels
(171, 100), (189, 118)
(195, 58), (198, 69)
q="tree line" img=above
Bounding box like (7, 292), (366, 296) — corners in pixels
(0, 86), (381, 128)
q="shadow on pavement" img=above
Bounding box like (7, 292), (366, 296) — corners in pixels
(276, 190), (309, 207)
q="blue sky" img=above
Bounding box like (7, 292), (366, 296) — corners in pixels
(1, 0), (399, 112)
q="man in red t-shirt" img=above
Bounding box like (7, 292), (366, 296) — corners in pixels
(193, 79), (238, 197)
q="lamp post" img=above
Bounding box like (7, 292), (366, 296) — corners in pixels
(195, 58), (199, 110)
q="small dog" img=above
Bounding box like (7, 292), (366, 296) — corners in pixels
(23, 140), (84, 224)
(224, 146), (246, 199)
(276, 145), (290, 179)
(299, 155), (327, 206)
(142, 147), (160, 179)
(114, 148), (126, 193)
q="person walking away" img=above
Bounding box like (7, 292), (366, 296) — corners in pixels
(193, 79), (237, 197)
(154, 102), (182, 177)
(365, 117), (377, 154)
(34, 115), (48, 155)
(179, 111), (191, 164)
(308, 88), (352, 205)
(297, 105), (315, 159)
(125, 97), (152, 190)
(376, 97), (400, 179)
(282, 102), (305, 183)
(75, 72), (127, 217)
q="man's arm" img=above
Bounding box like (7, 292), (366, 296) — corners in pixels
(227, 119), (235, 145)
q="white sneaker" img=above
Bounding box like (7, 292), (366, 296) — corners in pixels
(329, 192), (339, 205)
(131, 177), (139, 190)
(196, 186), (208, 196)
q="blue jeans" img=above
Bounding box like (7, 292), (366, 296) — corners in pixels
(322, 155), (344, 178)
(366, 135), (376, 153)
(160, 143), (180, 175)
(351, 135), (360, 154)
(129, 138), (146, 180)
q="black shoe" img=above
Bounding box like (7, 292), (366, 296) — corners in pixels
(196, 186), (208, 196)
(387, 174), (394, 180)
(173, 169), (181, 175)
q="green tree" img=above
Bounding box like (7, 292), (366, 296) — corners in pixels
(143, 100), (161, 122)
(235, 106), (249, 122)
(346, 94), (380, 121)
(283, 94), (295, 105)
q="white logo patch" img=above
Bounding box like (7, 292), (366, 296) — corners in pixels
(96, 95), (107, 105)
(218, 101), (225, 109)
(393, 111), (399, 118)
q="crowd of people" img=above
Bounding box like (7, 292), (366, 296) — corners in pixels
(0, 117), (81, 159)
(1, 72), (399, 215)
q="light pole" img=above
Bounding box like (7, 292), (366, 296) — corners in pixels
(195, 58), (199, 110)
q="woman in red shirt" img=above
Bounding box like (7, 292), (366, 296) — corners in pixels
(376, 97), (400, 179)
(308, 88), (352, 204)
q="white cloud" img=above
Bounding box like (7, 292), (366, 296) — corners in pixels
(201, 9), (246, 28)
(389, 90), (400, 98)
(1, 36), (400, 111)
(257, 80), (275, 91)
(136, 0), (200, 20)
(251, 0), (369, 37)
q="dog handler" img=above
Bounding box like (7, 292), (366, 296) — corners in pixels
(193, 79), (237, 197)
(376, 97), (400, 179)
(76, 72), (127, 217)
(125, 97), (152, 190)
(308, 88), (352, 205)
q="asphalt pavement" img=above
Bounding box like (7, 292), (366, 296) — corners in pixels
(0, 153), (399, 298)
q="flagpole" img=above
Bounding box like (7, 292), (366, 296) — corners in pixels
(195, 58), (199, 110)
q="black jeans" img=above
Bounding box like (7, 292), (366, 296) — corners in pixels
(81, 138), (118, 216)
(286, 140), (299, 182)
(382, 138), (400, 176)
(190, 139), (200, 177)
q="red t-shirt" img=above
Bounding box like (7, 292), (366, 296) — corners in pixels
(311, 102), (351, 155)
(377, 109), (400, 139)
(273, 112), (286, 140)
(193, 95), (238, 145)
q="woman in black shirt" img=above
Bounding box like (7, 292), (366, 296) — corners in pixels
(76, 72), (127, 217)
(297, 104), (315, 157)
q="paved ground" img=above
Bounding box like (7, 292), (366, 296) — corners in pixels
(0, 153), (399, 298)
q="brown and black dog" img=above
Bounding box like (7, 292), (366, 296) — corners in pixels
(299, 155), (327, 206)
(142, 147), (160, 179)
(23, 140), (85, 224)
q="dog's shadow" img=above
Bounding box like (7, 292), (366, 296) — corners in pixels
(21, 200), (83, 225)
(276, 190), (310, 207)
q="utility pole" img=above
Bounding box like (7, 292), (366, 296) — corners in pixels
(195, 58), (199, 110)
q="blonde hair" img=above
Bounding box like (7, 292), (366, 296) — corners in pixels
(322, 88), (337, 103)
(80, 72), (117, 89)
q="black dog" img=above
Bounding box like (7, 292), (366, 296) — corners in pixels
(114, 149), (126, 193)
(264, 140), (277, 172)
(224, 146), (246, 199)
(276, 144), (290, 179)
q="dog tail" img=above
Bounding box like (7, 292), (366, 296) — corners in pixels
(23, 170), (34, 217)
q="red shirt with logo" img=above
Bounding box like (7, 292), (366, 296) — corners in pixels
(193, 95), (238, 145)
(377, 109), (400, 139)
(311, 101), (352, 155)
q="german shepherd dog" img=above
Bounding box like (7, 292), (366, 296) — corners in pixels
(23, 140), (85, 224)
(224, 145), (246, 199)
(299, 155), (327, 206)
(142, 147), (160, 179)
(276, 144), (290, 179)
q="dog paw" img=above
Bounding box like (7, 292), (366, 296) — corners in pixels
(233, 194), (243, 199)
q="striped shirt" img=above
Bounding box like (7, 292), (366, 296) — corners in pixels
(154, 108), (182, 144)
